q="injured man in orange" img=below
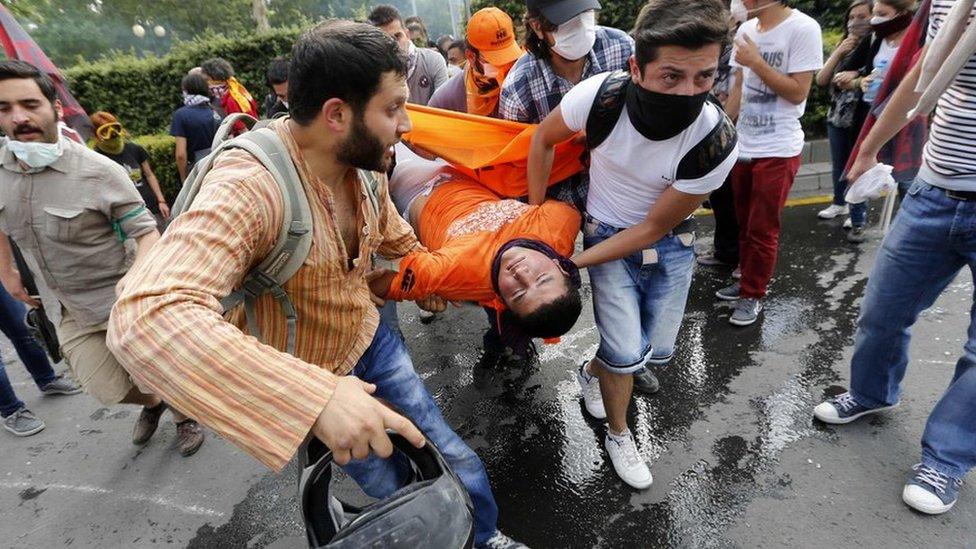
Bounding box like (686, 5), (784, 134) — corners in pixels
(368, 145), (583, 341)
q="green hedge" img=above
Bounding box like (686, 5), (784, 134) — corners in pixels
(66, 27), (303, 136)
(131, 134), (180, 202)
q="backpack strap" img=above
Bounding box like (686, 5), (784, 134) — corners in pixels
(674, 100), (738, 181)
(216, 128), (313, 355)
(211, 113), (259, 149)
(585, 70), (631, 150)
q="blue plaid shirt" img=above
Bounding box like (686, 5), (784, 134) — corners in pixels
(499, 26), (634, 124)
(499, 26), (633, 210)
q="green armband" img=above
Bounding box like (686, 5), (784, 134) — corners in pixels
(112, 206), (147, 242)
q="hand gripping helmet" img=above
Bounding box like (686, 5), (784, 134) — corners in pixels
(299, 432), (475, 548)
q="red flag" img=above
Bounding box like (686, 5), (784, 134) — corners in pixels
(845, 0), (930, 183)
(0, 5), (92, 140)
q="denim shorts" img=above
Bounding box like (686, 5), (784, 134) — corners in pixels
(583, 215), (696, 375)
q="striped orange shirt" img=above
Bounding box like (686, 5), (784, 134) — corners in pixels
(107, 119), (420, 470)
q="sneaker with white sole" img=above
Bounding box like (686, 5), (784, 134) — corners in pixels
(731, 266), (741, 280)
(818, 204), (849, 219)
(842, 217), (853, 229)
(715, 282), (740, 301)
(903, 463), (963, 515)
(605, 430), (653, 489)
(3, 408), (45, 436)
(577, 363), (606, 420)
(476, 530), (528, 549)
(813, 391), (898, 424)
(40, 374), (82, 395)
(729, 298), (763, 326)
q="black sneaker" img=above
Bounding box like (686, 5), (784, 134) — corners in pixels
(847, 225), (867, 243)
(632, 366), (660, 395)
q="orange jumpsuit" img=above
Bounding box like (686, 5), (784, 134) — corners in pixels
(387, 178), (580, 307)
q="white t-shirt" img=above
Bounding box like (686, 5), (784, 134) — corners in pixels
(862, 38), (898, 105)
(731, 10), (823, 158)
(560, 72), (738, 228)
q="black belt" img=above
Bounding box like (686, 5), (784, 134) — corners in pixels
(943, 188), (976, 202)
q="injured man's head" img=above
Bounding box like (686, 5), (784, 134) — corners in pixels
(491, 238), (582, 339)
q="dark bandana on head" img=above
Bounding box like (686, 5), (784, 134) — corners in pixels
(491, 238), (581, 297)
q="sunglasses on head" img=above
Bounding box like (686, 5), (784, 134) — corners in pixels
(95, 122), (123, 140)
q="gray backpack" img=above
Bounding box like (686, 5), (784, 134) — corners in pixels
(171, 113), (380, 354)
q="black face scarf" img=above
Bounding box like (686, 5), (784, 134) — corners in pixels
(871, 12), (912, 39)
(490, 238), (580, 300)
(625, 81), (710, 141)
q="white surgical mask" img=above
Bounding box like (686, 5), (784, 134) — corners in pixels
(7, 136), (62, 170)
(550, 10), (597, 61)
(870, 15), (893, 26)
(733, 0), (779, 21)
(730, 0), (749, 23)
(482, 62), (500, 79)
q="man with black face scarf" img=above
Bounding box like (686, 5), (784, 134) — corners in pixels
(527, 0), (738, 490)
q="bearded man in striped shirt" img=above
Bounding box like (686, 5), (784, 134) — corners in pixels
(109, 20), (524, 549)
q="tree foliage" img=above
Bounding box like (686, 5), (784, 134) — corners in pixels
(11, 0), (471, 67)
(66, 26), (303, 136)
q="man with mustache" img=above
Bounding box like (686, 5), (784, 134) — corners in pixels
(0, 60), (205, 456)
(108, 21), (524, 549)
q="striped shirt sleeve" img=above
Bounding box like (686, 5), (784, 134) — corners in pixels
(107, 151), (338, 471)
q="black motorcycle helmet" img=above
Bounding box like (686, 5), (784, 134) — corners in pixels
(299, 432), (475, 548)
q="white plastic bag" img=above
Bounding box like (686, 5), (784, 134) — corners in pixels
(845, 163), (895, 204)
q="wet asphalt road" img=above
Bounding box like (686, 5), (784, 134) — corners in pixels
(2, 203), (974, 548)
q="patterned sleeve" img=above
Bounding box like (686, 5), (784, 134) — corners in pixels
(107, 152), (338, 471)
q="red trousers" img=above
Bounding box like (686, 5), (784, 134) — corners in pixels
(732, 155), (802, 299)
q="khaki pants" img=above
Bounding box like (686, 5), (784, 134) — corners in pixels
(57, 312), (135, 405)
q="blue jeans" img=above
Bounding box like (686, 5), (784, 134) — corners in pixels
(849, 179), (976, 479)
(827, 122), (868, 226)
(583, 217), (695, 373)
(0, 287), (56, 417)
(341, 323), (498, 544)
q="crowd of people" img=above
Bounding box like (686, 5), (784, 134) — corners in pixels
(0, 0), (973, 545)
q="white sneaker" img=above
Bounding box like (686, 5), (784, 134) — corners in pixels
(576, 363), (606, 420)
(842, 217), (853, 229)
(605, 430), (653, 489)
(818, 204), (849, 219)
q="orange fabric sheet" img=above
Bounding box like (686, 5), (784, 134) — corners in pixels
(403, 104), (584, 198)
